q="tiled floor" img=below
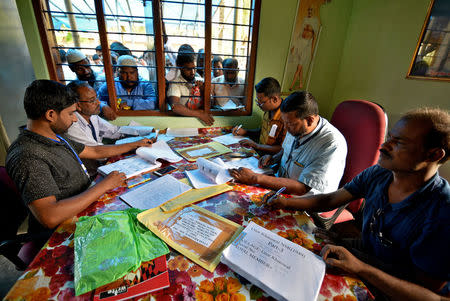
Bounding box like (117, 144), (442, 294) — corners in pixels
(0, 256), (23, 299)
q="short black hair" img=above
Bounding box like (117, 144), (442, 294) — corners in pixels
(95, 45), (102, 52)
(178, 44), (195, 56)
(67, 80), (91, 97)
(110, 41), (132, 56)
(92, 54), (100, 61)
(223, 58), (238, 69)
(59, 49), (67, 63)
(176, 52), (195, 67)
(280, 91), (319, 119)
(24, 80), (78, 120)
(255, 77), (280, 98)
(212, 56), (223, 64)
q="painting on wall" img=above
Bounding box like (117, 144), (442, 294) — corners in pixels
(281, 0), (331, 93)
(407, 0), (449, 81)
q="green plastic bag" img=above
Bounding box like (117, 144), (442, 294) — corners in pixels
(74, 208), (169, 296)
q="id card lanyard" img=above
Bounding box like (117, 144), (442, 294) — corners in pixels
(55, 135), (90, 178)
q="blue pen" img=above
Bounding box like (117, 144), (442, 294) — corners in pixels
(266, 187), (286, 205)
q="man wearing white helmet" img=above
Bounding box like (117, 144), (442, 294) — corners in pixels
(66, 49), (117, 120)
(97, 55), (157, 111)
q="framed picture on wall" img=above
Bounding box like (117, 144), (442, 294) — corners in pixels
(407, 0), (450, 81)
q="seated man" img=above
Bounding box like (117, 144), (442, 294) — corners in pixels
(66, 49), (116, 120)
(6, 80), (153, 237)
(67, 80), (123, 146)
(167, 52), (214, 126)
(98, 55), (157, 111)
(232, 77), (286, 155)
(230, 91), (347, 195)
(268, 108), (450, 300)
(211, 58), (245, 107)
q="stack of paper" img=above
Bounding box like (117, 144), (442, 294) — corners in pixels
(118, 126), (154, 136)
(212, 133), (246, 145)
(136, 141), (182, 163)
(166, 128), (198, 137)
(98, 156), (162, 179)
(222, 222), (326, 301)
(120, 175), (192, 210)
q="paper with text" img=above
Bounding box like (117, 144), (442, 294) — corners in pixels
(212, 133), (246, 146)
(185, 158), (232, 188)
(222, 222), (325, 301)
(120, 175), (192, 210)
(220, 99), (245, 111)
(114, 133), (156, 145)
(136, 141), (182, 163)
(97, 156), (161, 179)
(118, 125), (154, 136)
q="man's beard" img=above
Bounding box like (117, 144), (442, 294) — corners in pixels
(120, 80), (138, 89)
(182, 73), (195, 83)
(50, 123), (70, 135)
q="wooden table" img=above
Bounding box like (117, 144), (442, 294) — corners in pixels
(5, 127), (373, 301)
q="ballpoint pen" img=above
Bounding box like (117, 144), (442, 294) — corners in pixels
(154, 129), (159, 141)
(266, 187), (286, 205)
(236, 124), (242, 132)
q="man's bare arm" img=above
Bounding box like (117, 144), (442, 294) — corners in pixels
(28, 171), (125, 229)
(79, 138), (153, 159)
(169, 96), (214, 125)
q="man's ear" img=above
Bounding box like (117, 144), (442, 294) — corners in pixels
(426, 148), (445, 163)
(45, 109), (57, 122)
(305, 115), (315, 127)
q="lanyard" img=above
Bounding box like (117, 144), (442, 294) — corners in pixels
(55, 135), (90, 178)
(281, 121), (324, 178)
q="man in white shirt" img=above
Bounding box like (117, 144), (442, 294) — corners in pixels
(167, 52), (214, 125)
(66, 81), (123, 146)
(230, 91), (347, 196)
(211, 58), (245, 107)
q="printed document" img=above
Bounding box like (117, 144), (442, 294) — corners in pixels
(221, 222), (326, 301)
(219, 99), (245, 111)
(136, 141), (182, 163)
(212, 133), (246, 146)
(97, 156), (161, 179)
(120, 175), (192, 210)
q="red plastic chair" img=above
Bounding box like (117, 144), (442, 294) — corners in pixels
(311, 100), (387, 229)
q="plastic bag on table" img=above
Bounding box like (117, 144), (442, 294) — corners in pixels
(74, 208), (169, 296)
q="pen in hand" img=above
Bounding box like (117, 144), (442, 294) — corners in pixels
(266, 187), (286, 205)
(154, 129), (159, 142)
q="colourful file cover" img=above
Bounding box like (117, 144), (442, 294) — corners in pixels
(93, 255), (169, 301)
(176, 141), (232, 162)
(137, 205), (243, 272)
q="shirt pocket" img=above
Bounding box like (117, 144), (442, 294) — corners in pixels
(289, 160), (305, 180)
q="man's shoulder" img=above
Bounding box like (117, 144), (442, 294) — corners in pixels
(6, 133), (44, 170)
(212, 75), (224, 83)
(316, 117), (347, 148)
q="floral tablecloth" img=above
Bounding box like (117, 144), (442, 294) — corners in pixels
(5, 127), (373, 301)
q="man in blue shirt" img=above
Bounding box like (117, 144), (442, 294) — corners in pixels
(267, 108), (450, 300)
(98, 55), (156, 111)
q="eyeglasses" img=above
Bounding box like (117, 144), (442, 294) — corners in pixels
(369, 208), (393, 247)
(79, 97), (98, 104)
(255, 98), (269, 106)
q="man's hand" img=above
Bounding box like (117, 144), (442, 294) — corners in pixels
(258, 155), (273, 168)
(102, 105), (117, 120)
(262, 191), (288, 209)
(229, 167), (258, 185)
(232, 126), (246, 136)
(129, 138), (154, 149)
(320, 244), (364, 275)
(195, 80), (204, 90)
(98, 171), (127, 191)
(239, 139), (257, 149)
(119, 101), (131, 110)
(197, 111), (215, 126)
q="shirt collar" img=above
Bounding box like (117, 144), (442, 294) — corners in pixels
(296, 116), (322, 144)
(21, 128), (65, 146)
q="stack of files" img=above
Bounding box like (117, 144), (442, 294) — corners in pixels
(221, 222), (326, 301)
(93, 255), (169, 301)
(166, 128), (198, 137)
(185, 157), (270, 189)
(98, 141), (182, 179)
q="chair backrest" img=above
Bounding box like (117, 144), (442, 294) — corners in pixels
(331, 100), (387, 213)
(0, 166), (28, 240)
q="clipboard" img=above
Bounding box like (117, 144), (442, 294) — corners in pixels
(176, 141), (232, 162)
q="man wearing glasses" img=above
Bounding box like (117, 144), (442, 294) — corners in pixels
(230, 90), (347, 196)
(66, 81), (124, 146)
(267, 108), (450, 300)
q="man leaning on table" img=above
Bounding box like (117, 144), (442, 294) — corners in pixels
(267, 108), (450, 300)
(6, 80), (154, 239)
(230, 91), (347, 195)
(231, 77), (287, 155)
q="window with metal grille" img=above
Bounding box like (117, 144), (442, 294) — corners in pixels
(33, 0), (261, 119)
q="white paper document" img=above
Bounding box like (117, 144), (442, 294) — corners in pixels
(136, 140), (182, 163)
(185, 158), (232, 188)
(222, 222), (326, 301)
(120, 175), (192, 210)
(212, 133), (246, 146)
(114, 133), (156, 145)
(225, 157), (271, 174)
(97, 156), (162, 179)
(219, 99), (245, 111)
(166, 128), (198, 137)
(118, 125), (154, 136)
